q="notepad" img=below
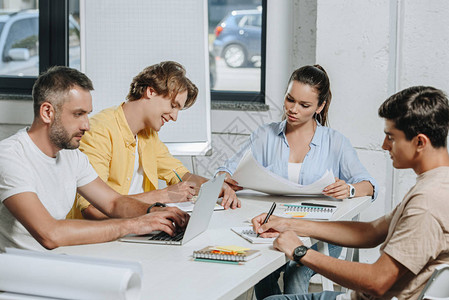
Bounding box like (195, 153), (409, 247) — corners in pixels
(282, 204), (336, 220)
(193, 246), (261, 262)
(231, 227), (276, 244)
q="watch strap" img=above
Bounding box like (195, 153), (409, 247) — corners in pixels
(293, 245), (309, 265)
(146, 202), (167, 214)
(348, 184), (356, 198)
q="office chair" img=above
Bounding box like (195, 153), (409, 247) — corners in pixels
(417, 264), (449, 300)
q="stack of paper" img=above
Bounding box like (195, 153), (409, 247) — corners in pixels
(232, 150), (335, 195)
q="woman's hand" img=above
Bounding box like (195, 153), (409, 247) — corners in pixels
(217, 171), (243, 191)
(322, 177), (350, 199)
(219, 181), (241, 209)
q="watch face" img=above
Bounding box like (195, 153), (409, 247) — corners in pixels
(350, 187), (355, 197)
(293, 246), (308, 263)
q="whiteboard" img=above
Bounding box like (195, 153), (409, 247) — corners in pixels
(81, 0), (211, 155)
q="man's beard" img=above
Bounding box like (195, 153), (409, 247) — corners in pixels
(49, 116), (81, 150)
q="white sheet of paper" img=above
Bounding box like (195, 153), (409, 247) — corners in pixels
(166, 197), (224, 212)
(232, 150), (335, 195)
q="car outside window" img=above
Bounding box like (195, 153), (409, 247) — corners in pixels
(4, 18), (39, 62)
(208, 0), (265, 103)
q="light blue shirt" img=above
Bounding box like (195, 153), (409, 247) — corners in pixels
(217, 120), (378, 200)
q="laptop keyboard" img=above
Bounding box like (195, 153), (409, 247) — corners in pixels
(149, 230), (185, 242)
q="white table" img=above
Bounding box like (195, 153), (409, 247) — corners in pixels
(53, 193), (372, 300)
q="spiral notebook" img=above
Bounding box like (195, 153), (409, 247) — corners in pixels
(231, 227), (276, 244)
(193, 246), (261, 262)
(282, 204), (336, 220)
(231, 226), (309, 244)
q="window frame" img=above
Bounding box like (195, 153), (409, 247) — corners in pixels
(0, 0), (69, 95)
(210, 0), (266, 104)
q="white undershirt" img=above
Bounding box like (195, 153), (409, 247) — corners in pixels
(288, 162), (302, 184)
(128, 136), (145, 195)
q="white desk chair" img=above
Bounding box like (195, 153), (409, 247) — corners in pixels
(417, 264), (449, 300)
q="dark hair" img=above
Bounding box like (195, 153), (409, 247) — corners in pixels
(32, 66), (94, 117)
(378, 86), (449, 148)
(126, 61), (198, 109)
(287, 64), (332, 126)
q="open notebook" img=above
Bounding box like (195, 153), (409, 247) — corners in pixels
(281, 204), (336, 220)
(231, 226), (308, 244)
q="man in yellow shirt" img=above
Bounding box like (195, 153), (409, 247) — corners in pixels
(69, 61), (240, 220)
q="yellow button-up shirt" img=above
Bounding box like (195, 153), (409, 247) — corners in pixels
(67, 103), (189, 219)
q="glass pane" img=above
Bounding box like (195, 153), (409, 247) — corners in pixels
(208, 0), (262, 92)
(69, 0), (80, 71)
(0, 1), (39, 77)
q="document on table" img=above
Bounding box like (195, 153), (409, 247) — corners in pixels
(0, 248), (142, 300)
(166, 197), (224, 212)
(232, 150), (335, 195)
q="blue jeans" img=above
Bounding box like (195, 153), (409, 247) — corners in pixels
(255, 243), (342, 299)
(264, 291), (344, 300)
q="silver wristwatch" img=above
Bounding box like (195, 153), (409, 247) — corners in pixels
(348, 184), (356, 198)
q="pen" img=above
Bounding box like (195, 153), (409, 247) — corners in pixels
(257, 202), (276, 237)
(172, 169), (183, 182)
(300, 202), (336, 208)
(194, 258), (242, 265)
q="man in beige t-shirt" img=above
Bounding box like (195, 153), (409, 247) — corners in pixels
(252, 86), (449, 300)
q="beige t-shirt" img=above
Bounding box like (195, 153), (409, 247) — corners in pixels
(347, 166), (449, 300)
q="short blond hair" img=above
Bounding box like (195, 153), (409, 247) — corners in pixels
(127, 61), (198, 109)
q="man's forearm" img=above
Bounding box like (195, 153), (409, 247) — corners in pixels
(300, 250), (401, 297)
(182, 173), (207, 193)
(37, 218), (135, 249)
(292, 217), (388, 249)
(106, 195), (149, 218)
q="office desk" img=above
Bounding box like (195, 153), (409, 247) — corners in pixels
(53, 194), (372, 300)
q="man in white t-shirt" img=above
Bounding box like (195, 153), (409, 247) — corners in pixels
(0, 66), (188, 252)
(253, 86), (449, 300)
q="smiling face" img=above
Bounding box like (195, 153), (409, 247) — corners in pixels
(284, 80), (325, 128)
(382, 119), (417, 169)
(49, 86), (92, 150)
(144, 88), (188, 132)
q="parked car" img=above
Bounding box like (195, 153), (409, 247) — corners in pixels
(212, 9), (261, 68)
(0, 10), (80, 76)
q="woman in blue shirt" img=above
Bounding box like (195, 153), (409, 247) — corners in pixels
(217, 65), (377, 298)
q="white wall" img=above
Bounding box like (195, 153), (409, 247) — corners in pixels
(195, 0), (449, 263)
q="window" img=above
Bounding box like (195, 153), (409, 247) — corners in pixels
(208, 0), (266, 104)
(0, 0), (80, 95)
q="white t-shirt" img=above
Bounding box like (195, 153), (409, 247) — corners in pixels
(288, 162), (302, 184)
(128, 136), (144, 195)
(0, 129), (98, 252)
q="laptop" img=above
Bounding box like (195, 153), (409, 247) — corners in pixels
(119, 173), (225, 245)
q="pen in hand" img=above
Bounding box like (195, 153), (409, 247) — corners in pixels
(257, 202), (276, 237)
(172, 169), (183, 182)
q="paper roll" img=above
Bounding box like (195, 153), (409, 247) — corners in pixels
(0, 250), (141, 300)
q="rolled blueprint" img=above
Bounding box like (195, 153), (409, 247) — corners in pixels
(0, 248), (141, 300)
